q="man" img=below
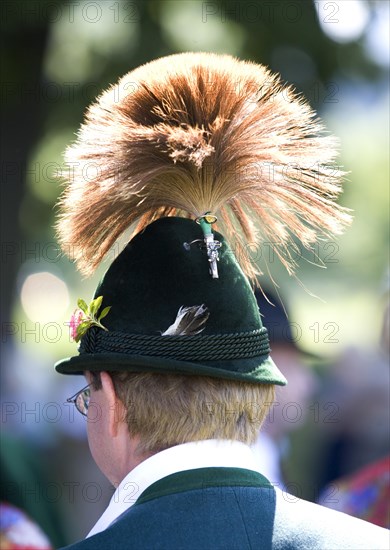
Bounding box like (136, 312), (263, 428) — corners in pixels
(55, 53), (389, 548)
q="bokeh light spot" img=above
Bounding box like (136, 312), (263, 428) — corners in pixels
(315, 0), (369, 44)
(20, 272), (69, 323)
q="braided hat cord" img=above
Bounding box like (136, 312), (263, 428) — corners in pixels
(79, 327), (270, 361)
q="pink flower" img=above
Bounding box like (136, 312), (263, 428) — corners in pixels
(68, 297), (111, 343)
(69, 309), (84, 341)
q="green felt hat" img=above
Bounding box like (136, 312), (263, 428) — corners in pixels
(55, 217), (286, 385)
(54, 54), (349, 383)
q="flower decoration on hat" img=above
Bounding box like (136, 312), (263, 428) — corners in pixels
(69, 296), (111, 342)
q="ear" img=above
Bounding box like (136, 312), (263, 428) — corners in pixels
(100, 372), (126, 438)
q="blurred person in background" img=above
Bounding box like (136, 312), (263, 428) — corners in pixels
(317, 280), (390, 528)
(0, 433), (66, 549)
(52, 53), (388, 549)
(251, 289), (318, 486)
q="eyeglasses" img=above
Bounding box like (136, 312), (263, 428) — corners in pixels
(67, 384), (90, 417)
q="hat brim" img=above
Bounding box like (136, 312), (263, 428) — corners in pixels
(55, 353), (287, 386)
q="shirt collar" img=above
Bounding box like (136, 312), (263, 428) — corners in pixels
(87, 439), (259, 538)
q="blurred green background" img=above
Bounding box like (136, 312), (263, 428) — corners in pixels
(1, 0), (389, 545)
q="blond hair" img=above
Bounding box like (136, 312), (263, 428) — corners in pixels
(92, 371), (274, 456)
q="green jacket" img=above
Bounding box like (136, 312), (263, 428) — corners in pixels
(61, 467), (389, 549)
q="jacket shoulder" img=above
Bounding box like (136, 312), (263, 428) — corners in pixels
(273, 488), (389, 549)
(60, 483), (389, 550)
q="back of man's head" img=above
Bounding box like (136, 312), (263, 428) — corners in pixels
(90, 371), (274, 457)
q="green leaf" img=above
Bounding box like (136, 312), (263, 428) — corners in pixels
(77, 298), (88, 314)
(98, 306), (111, 321)
(89, 296), (103, 316)
(77, 321), (91, 331)
(75, 321), (92, 342)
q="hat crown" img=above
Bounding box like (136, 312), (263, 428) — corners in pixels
(56, 217), (286, 385)
(94, 217), (262, 336)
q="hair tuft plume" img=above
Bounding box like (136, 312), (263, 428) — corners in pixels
(56, 52), (351, 279)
